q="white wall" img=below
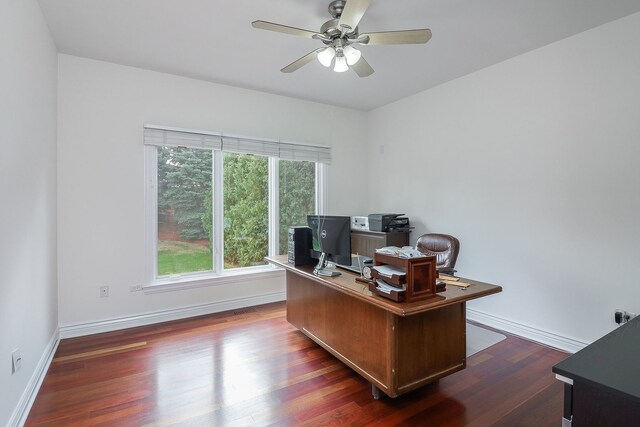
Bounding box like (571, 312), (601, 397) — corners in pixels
(367, 12), (640, 345)
(0, 0), (58, 425)
(57, 55), (367, 328)
(15, 13), (640, 423)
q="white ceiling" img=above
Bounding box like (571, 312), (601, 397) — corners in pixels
(38, 0), (640, 111)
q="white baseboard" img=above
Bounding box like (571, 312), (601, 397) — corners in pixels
(8, 328), (60, 427)
(59, 291), (286, 339)
(467, 307), (589, 354)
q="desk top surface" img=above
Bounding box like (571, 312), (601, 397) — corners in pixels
(266, 255), (502, 316)
(553, 316), (640, 401)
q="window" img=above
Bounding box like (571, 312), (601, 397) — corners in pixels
(144, 126), (329, 286)
(223, 152), (268, 268)
(157, 146), (213, 276)
(278, 160), (316, 255)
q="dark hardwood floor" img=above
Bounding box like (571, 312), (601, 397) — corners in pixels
(26, 302), (568, 426)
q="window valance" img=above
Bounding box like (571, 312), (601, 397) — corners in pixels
(144, 125), (331, 164)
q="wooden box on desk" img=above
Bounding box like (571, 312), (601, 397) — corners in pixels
(370, 253), (437, 303)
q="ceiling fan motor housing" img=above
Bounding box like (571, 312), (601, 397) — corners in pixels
(320, 18), (358, 43)
(328, 0), (346, 18)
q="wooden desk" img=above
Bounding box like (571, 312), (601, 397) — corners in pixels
(266, 255), (502, 398)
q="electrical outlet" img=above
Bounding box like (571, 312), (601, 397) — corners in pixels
(12, 349), (22, 373)
(129, 284), (143, 292)
(615, 309), (636, 324)
(100, 286), (110, 298)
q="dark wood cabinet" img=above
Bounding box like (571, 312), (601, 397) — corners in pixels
(351, 230), (410, 258)
(553, 317), (640, 426)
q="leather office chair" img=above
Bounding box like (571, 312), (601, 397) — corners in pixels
(415, 233), (460, 275)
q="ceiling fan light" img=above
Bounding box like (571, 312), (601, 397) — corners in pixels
(333, 55), (348, 72)
(317, 47), (335, 67)
(343, 45), (362, 66)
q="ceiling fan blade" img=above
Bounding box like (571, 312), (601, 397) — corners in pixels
(361, 29), (432, 45)
(252, 20), (319, 39)
(281, 48), (325, 73)
(338, 0), (372, 33)
(351, 55), (374, 77)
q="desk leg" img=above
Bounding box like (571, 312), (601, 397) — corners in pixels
(371, 384), (381, 400)
(562, 382), (573, 426)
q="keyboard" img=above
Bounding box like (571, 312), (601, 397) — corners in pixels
(337, 255), (373, 274)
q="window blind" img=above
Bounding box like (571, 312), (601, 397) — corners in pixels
(221, 136), (280, 158)
(278, 142), (332, 164)
(144, 125), (331, 164)
(143, 127), (222, 150)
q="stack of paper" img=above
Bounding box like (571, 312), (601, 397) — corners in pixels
(372, 264), (406, 278)
(375, 246), (426, 258)
(375, 279), (406, 294)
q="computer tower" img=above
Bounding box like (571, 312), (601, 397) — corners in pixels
(288, 226), (313, 266)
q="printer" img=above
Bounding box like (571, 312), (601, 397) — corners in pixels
(351, 216), (369, 231)
(367, 213), (411, 232)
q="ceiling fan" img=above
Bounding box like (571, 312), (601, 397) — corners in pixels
(252, 0), (432, 77)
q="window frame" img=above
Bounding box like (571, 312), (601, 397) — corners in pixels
(143, 127), (327, 292)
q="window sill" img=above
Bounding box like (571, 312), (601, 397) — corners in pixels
(143, 264), (285, 294)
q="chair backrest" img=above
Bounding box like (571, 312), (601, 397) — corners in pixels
(415, 233), (460, 271)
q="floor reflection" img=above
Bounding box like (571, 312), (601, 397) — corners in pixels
(152, 325), (293, 424)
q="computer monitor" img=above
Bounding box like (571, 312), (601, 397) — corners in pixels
(307, 215), (351, 277)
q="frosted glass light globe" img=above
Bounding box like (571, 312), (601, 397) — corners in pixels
(333, 55), (348, 72)
(317, 47), (335, 67)
(343, 45), (362, 65)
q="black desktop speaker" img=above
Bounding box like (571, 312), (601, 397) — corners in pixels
(288, 226), (313, 266)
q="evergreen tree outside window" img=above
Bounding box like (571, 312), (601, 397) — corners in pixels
(223, 152), (269, 268)
(279, 160), (316, 255)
